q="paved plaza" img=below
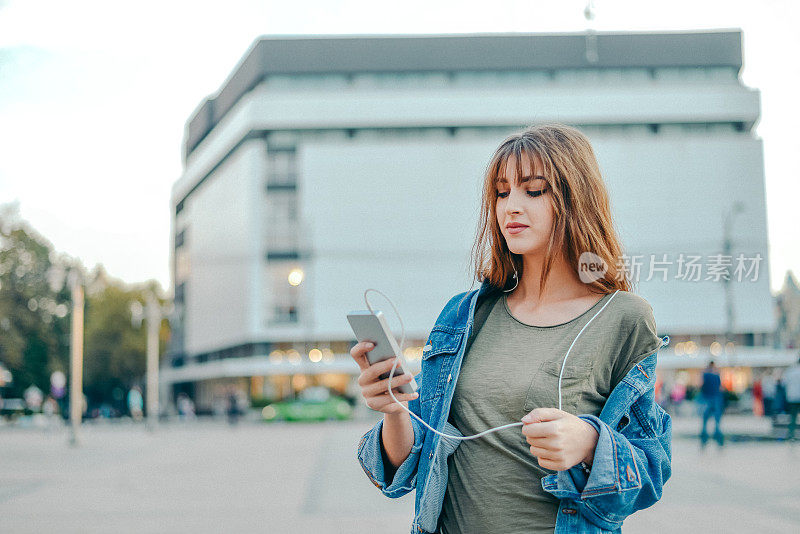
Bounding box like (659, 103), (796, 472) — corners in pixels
(1, 414), (799, 533)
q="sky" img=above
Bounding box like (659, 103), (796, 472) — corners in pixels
(0, 0), (797, 294)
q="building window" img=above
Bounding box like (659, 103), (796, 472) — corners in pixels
(268, 264), (302, 324)
(174, 228), (190, 283)
(175, 248), (191, 282)
(266, 190), (298, 222)
(266, 251), (300, 261)
(267, 147), (297, 187)
(266, 189), (299, 252)
(174, 283), (186, 305)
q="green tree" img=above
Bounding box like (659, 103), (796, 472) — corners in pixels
(83, 270), (170, 408)
(0, 204), (170, 409)
(0, 204), (73, 398)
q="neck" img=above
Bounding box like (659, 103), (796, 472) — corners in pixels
(513, 251), (587, 305)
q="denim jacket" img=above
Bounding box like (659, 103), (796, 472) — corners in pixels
(357, 281), (672, 534)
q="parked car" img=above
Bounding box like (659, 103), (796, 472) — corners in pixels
(261, 387), (352, 422)
(0, 398), (27, 420)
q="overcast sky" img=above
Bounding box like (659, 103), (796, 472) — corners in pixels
(0, 0), (797, 294)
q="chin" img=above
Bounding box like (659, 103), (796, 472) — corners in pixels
(508, 242), (544, 256)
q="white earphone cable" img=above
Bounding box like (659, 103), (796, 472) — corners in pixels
(363, 288), (668, 442)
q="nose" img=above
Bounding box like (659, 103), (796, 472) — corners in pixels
(505, 188), (524, 215)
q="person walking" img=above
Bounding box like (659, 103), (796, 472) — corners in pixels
(700, 360), (724, 446)
(782, 355), (800, 440)
(762, 370), (777, 417)
(670, 381), (687, 416)
(352, 124), (671, 533)
(752, 377), (763, 417)
(775, 376), (788, 415)
(127, 386), (144, 422)
(226, 387), (241, 425)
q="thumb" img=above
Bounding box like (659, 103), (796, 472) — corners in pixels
(522, 407), (563, 424)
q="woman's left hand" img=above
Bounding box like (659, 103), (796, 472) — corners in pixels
(521, 407), (599, 471)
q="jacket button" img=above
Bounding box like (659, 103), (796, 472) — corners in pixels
(617, 414), (629, 430)
(429, 452), (433, 459)
(447, 373), (452, 382)
(562, 508), (577, 515)
(626, 465), (637, 482)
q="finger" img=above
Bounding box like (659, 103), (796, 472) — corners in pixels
(369, 391), (419, 410)
(388, 391), (419, 403)
(535, 457), (564, 471)
(364, 357), (403, 381)
(528, 445), (558, 462)
(521, 421), (556, 438)
(349, 342), (375, 371)
(525, 435), (559, 449)
(358, 357), (399, 386)
(528, 444), (555, 458)
(362, 373), (414, 397)
(521, 407), (565, 424)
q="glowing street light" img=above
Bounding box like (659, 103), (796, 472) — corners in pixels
(288, 268), (304, 286)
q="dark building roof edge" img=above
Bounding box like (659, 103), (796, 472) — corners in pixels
(183, 29), (743, 160)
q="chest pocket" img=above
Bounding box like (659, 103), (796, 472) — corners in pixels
(524, 357), (594, 415)
(419, 325), (464, 403)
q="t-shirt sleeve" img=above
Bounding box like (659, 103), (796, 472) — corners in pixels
(610, 300), (663, 389)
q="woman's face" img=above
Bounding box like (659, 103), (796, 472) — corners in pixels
(495, 153), (555, 257)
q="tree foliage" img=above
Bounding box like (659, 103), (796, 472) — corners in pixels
(83, 272), (170, 404)
(0, 204), (73, 397)
(0, 203), (169, 406)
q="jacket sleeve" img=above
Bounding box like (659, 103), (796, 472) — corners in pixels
(542, 351), (672, 531)
(356, 372), (427, 498)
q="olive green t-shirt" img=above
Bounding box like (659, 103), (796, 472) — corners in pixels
(439, 290), (662, 534)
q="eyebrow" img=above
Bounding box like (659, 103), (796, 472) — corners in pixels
(496, 175), (546, 185)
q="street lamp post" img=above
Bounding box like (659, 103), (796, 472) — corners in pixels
(68, 270), (84, 447)
(145, 294), (160, 431)
(131, 292), (170, 431)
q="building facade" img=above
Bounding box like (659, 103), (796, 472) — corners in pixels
(166, 30), (779, 412)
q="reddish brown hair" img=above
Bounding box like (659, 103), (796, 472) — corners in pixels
(471, 123), (632, 295)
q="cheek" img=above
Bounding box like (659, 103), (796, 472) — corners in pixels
(533, 201), (554, 229)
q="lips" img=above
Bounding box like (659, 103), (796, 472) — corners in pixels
(506, 223), (528, 235)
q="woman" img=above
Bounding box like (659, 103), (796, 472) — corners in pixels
(353, 123), (671, 533)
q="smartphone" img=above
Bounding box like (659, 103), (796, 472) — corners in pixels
(347, 310), (418, 394)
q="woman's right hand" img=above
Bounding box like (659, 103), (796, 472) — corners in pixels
(350, 341), (420, 414)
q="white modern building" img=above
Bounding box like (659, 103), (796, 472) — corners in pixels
(166, 30), (781, 411)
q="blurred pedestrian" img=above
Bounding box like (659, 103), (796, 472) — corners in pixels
(700, 360), (724, 446)
(227, 387), (240, 425)
(783, 356), (800, 440)
(177, 393), (196, 421)
(669, 382), (686, 416)
(128, 386), (144, 422)
(762, 370), (777, 417)
(752, 378), (763, 417)
(24, 385), (44, 412)
(775, 377), (787, 415)
(42, 396), (60, 429)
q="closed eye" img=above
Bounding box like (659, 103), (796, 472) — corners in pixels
(496, 189), (546, 199)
